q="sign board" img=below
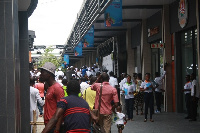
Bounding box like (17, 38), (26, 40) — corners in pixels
(151, 43), (165, 48)
(148, 26), (159, 37)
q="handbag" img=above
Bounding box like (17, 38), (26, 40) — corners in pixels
(92, 83), (106, 133)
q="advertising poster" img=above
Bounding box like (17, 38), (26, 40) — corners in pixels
(74, 42), (82, 56)
(104, 0), (122, 27)
(82, 25), (94, 47)
(64, 54), (69, 65)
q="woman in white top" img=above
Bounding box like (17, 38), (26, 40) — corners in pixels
(140, 73), (155, 122)
(122, 75), (136, 120)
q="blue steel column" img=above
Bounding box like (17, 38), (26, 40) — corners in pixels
(19, 11), (30, 133)
(0, 0), (21, 133)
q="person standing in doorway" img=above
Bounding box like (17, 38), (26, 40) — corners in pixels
(154, 70), (166, 113)
(189, 73), (199, 121)
(39, 62), (64, 133)
(140, 73), (155, 122)
(182, 75), (192, 119)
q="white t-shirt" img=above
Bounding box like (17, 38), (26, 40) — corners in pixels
(184, 82), (192, 94)
(109, 76), (118, 88)
(191, 80), (199, 98)
(115, 112), (125, 125)
(140, 80), (154, 93)
(154, 71), (166, 92)
(80, 82), (90, 94)
(122, 82), (135, 99)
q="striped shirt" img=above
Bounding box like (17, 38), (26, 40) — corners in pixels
(57, 95), (90, 133)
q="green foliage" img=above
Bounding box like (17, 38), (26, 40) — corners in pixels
(37, 46), (63, 68)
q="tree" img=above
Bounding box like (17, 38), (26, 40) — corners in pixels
(37, 46), (63, 68)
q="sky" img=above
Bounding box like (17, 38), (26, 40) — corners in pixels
(28, 0), (84, 46)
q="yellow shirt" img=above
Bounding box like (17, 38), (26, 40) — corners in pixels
(83, 87), (96, 110)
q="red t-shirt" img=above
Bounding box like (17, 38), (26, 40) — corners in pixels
(91, 82), (119, 115)
(44, 82), (64, 124)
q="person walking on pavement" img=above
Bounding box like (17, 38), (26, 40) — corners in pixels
(35, 77), (45, 117)
(42, 80), (92, 133)
(189, 73), (199, 121)
(154, 70), (166, 113)
(91, 73), (119, 133)
(182, 75), (192, 119)
(134, 73), (144, 115)
(140, 73), (155, 122)
(122, 75), (136, 121)
(30, 77), (44, 133)
(83, 76), (97, 110)
(39, 62), (64, 133)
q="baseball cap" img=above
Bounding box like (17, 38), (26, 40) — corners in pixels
(39, 62), (56, 76)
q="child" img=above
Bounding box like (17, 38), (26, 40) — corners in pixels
(115, 106), (127, 133)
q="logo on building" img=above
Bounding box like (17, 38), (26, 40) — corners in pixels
(178, 0), (188, 28)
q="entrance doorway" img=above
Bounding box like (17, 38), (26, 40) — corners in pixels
(176, 28), (198, 113)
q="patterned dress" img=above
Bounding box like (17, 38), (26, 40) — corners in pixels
(134, 79), (144, 114)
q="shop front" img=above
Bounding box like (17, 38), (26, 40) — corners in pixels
(170, 0), (199, 113)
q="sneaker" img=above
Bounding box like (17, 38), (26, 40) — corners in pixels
(144, 119), (147, 122)
(155, 110), (158, 113)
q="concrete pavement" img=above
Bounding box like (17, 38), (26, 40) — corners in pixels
(36, 112), (200, 133)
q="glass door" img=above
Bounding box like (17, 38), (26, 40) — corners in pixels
(181, 28), (198, 112)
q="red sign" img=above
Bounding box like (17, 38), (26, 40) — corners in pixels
(151, 43), (165, 48)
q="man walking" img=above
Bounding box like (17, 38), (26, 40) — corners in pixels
(91, 73), (119, 133)
(42, 80), (91, 133)
(39, 62), (64, 132)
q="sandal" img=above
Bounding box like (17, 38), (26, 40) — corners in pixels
(150, 119), (154, 122)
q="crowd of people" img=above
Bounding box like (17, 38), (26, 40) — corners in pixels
(29, 62), (199, 133)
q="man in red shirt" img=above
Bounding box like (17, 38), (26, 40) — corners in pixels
(91, 73), (119, 133)
(39, 62), (64, 133)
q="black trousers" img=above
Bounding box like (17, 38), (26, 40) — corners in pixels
(125, 98), (134, 119)
(185, 93), (191, 117)
(144, 92), (154, 119)
(190, 97), (199, 120)
(155, 92), (162, 111)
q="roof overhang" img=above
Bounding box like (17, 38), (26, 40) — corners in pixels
(18, 0), (38, 17)
(64, 0), (176, 61)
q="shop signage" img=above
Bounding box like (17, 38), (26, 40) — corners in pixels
(148, 27), (159, 37)
(151, 43), (165, 49)
(178, 0), (188, 28)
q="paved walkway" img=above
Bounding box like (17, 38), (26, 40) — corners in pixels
(36, 112), (200, 133)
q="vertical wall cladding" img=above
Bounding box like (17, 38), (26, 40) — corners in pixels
(170, 0), (197, 33)
(19, 11), (30, 133)
(0, 0), (21, 132)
